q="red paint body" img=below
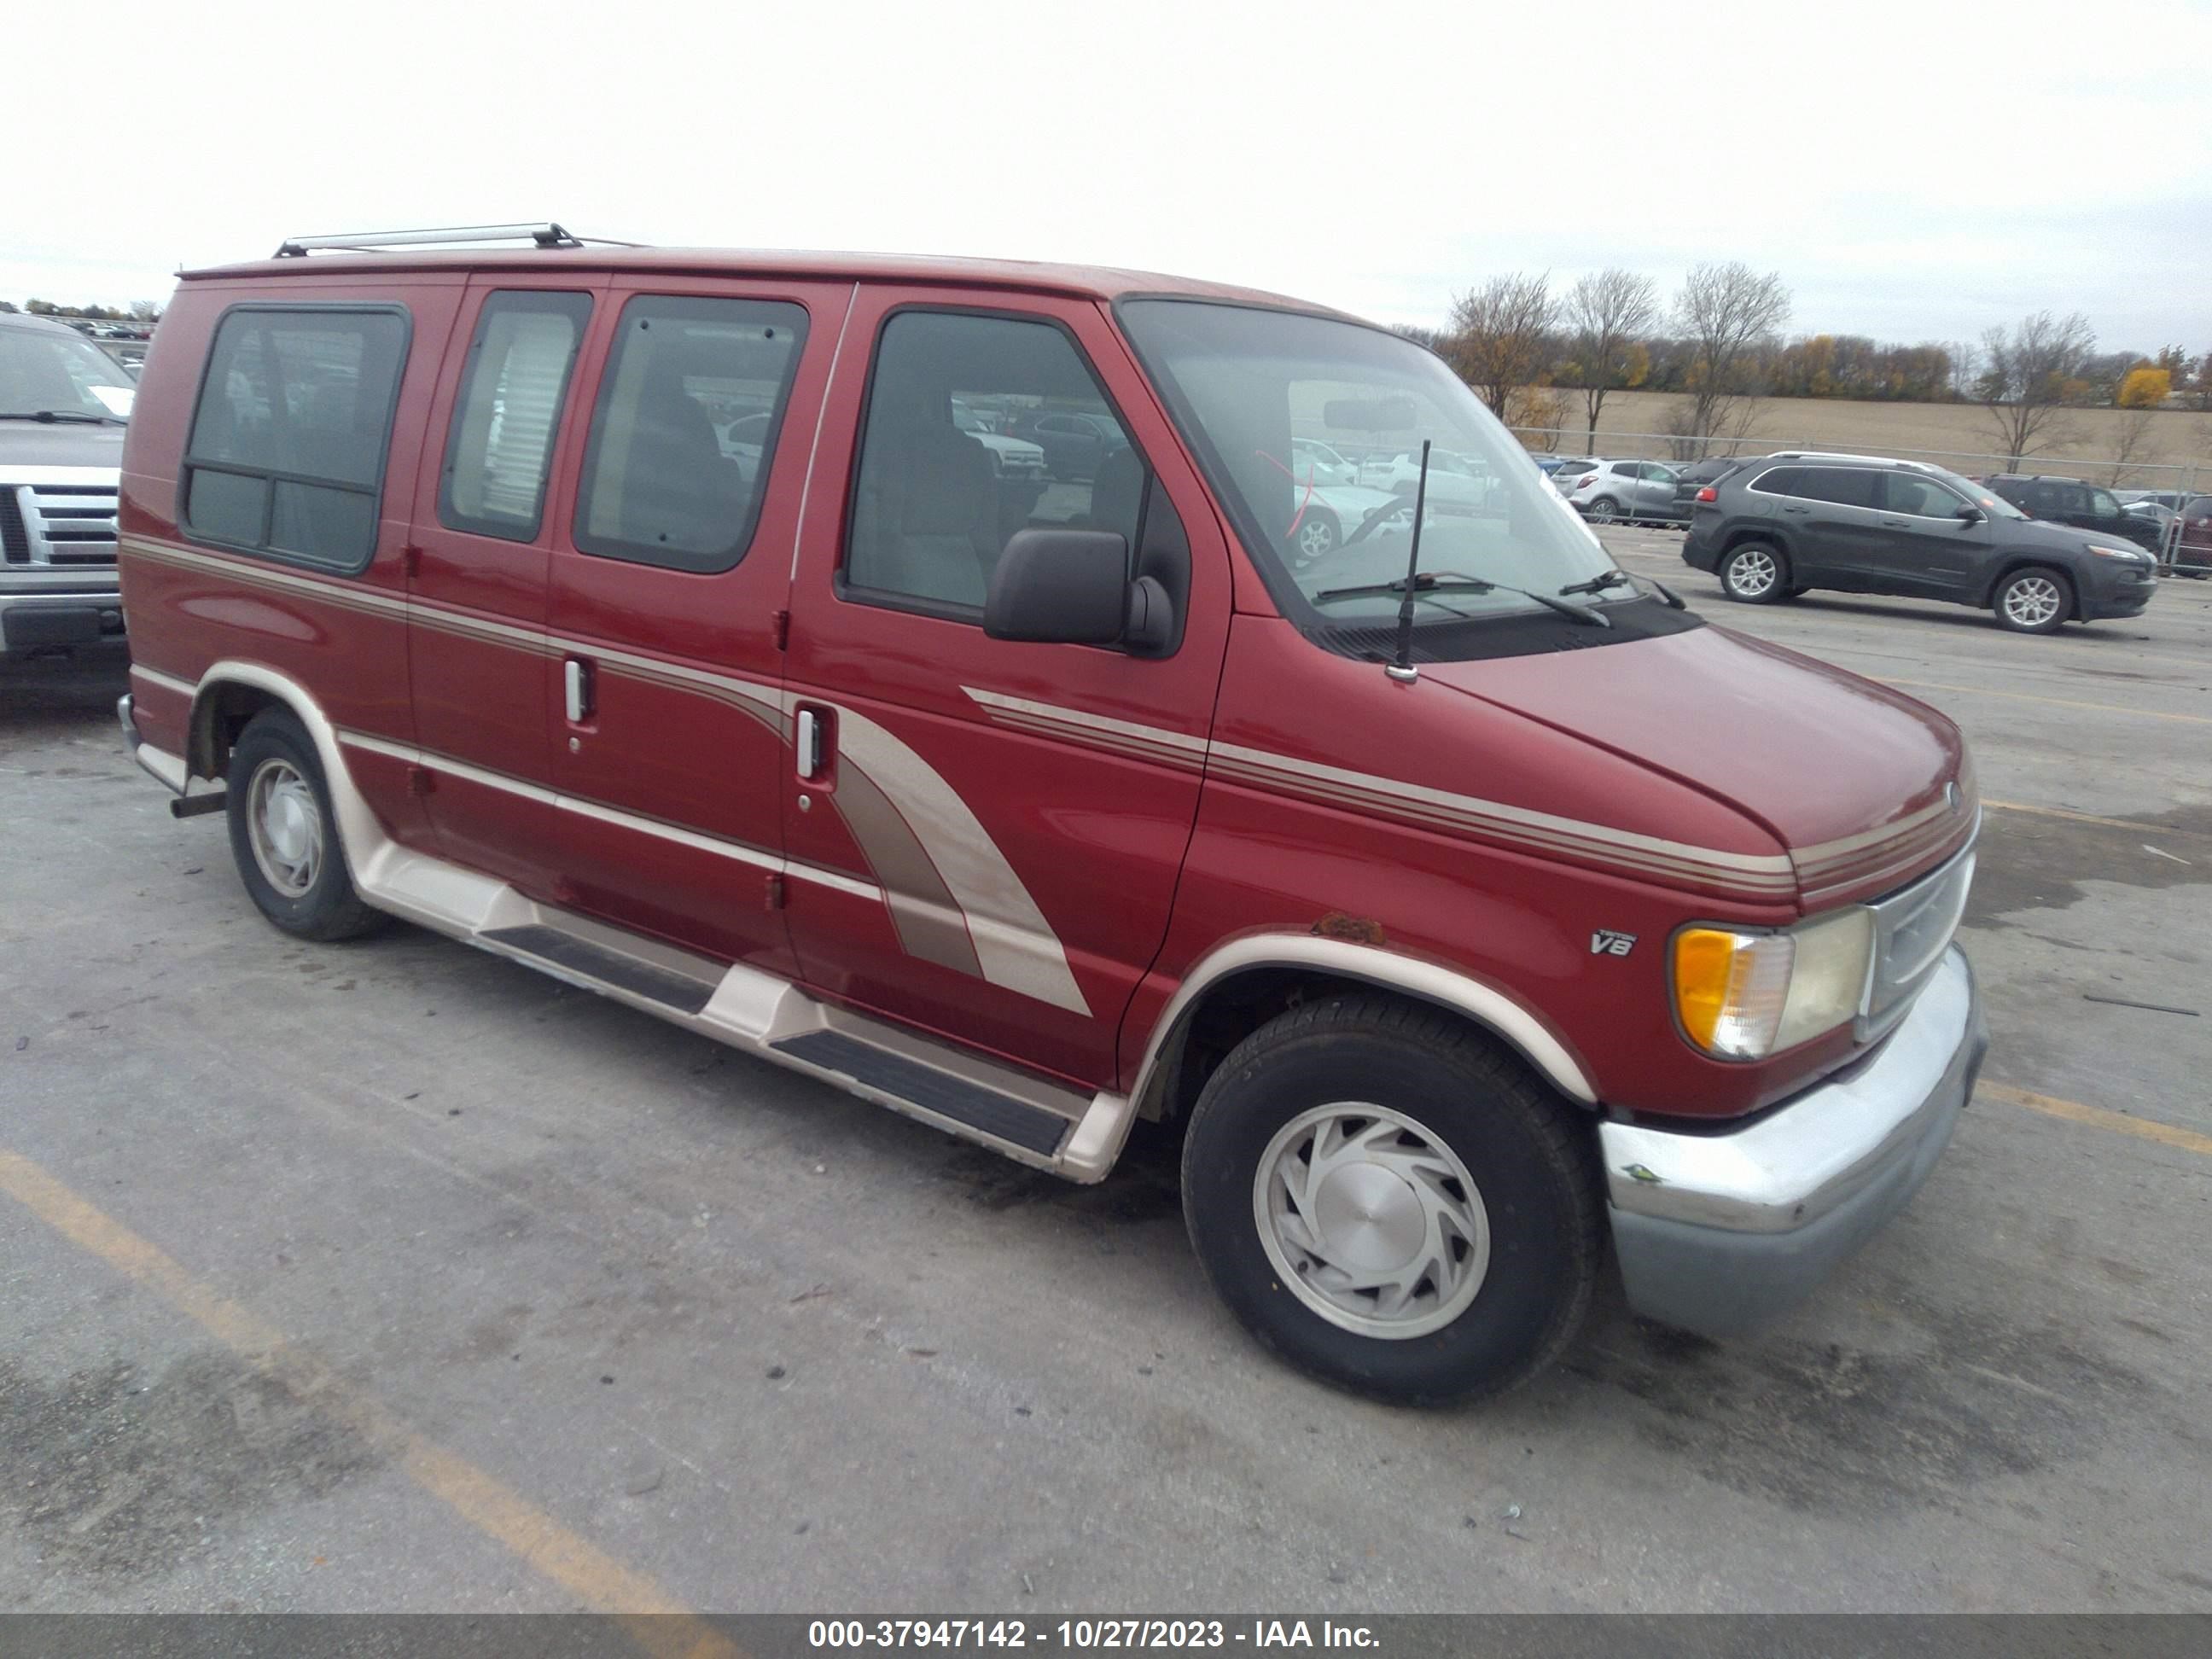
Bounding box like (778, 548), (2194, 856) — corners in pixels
(119, 248), (1975, 1122)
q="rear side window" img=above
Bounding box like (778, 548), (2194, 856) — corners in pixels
(183, 306), (410, 570)
(573, 294), (807, 573)
(440, 291), (591, 542)
(845, 310), (1149, 616)
(1750, 466), (1807, 497)
(1796, 468), (1878, 508)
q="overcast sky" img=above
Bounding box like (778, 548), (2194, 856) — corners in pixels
(10, 0), (2209, 353)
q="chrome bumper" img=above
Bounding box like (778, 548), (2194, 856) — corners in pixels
(1599, 946), (1985, 1336)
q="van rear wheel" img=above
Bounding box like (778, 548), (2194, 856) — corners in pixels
(1180, 996), (1601, 1404)
(225, 708), (386, 942)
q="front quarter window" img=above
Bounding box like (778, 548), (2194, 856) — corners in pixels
(1118, 299), (1620, 645)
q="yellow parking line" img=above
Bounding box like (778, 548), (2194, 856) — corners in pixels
(0, 1148), (739, 1659)
(1983, 798), (2212, 841)
(1978, 1083), (2212, 1157)
(1877, 678), (2212, 725)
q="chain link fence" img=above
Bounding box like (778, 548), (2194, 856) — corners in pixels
(1508, 426), (2209, 578)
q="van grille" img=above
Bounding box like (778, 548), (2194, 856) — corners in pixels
(2, 482), (119, 567)
(1861, 836), (1976, 1039)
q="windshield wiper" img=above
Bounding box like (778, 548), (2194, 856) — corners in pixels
(1558, 568), (1689, 609)
(0, 409), (120, 425)
(1317, 569), (1610, 627)
(1558, 569), (1631, 597)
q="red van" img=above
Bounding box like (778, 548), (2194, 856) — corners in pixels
(116, 226), (1986, 1402)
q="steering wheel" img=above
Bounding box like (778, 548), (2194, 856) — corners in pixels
(1342, 495), (1413, 547)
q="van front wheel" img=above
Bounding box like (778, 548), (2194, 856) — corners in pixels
(1180, 997), (1601, 1405)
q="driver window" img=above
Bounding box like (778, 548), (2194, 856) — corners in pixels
(1884, 474), (1965, 517)
(2087, 487), (2123, 519)
(845, 310), (1150, 614)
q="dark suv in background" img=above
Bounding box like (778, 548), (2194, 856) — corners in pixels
(1981, 474), (2165, 555)
(1683, 453), (2159, 633)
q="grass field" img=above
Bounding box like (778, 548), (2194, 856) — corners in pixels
(1520, 390), (2212, 488)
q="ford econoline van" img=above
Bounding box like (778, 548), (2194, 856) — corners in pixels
(116, 225), (1986, 1402)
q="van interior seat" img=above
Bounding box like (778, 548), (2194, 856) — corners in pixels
(619, 377), (752, 555)
(853, 404), (999, 606)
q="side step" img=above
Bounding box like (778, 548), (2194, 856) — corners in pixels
(363, 855), (1135, 1180)
(771, 1030), (1070, 1156)
(481, 924), (718, 1016)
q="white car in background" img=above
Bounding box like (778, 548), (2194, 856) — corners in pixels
(1355, 447), (1497, 511)
(1289, 437), (1358, 486)
(953, 399), (1047, 478)
(1284, 480), (1402, 564)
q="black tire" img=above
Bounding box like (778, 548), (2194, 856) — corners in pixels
(1720, 540), (1792, 603)
(1289, 506), (1342, 568)
(1991, 566), (2073, 634)
(1589, 494), (1623, 523)
(1180, 995), (1602, 1406)
(224, 708), (386, 941)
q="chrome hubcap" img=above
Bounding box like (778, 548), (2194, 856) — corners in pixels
(1254, 1103), (1490, 1339)
(1729, 549), (1778, 596)
(2005, 576), (2060, 626)
(1295, 516), (1335, 559)
(247, 759), (323, 898)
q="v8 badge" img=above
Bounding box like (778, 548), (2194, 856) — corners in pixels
(1590, 929), (1638, 957)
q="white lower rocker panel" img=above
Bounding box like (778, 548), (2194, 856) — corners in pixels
(131, 661), (1137, 1182)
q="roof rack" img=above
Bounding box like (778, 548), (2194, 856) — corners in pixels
(272, 223), (643, 259)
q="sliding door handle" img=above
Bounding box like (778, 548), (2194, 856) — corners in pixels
(563, 658), (593, 723)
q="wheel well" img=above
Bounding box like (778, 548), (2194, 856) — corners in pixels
(187, 681), (290, 782)
(1982, 558), (2078, 615)
(1718, 526), (1787, 561)
(1135, 966), (1575, 1127)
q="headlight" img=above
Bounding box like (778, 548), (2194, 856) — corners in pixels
(1673, 908), (1876, 1060)
(2086, 544), (2143, 562)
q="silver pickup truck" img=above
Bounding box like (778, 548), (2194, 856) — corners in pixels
(1, 311), (131, 659)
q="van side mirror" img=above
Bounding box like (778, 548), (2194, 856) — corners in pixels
(984, 528), (1173, 652)
(1956, 505), (1986, 523)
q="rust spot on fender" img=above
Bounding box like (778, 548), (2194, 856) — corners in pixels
(1312, 912), (1387, 946)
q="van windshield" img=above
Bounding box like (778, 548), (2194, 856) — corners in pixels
(1118, 300), (1614, 630)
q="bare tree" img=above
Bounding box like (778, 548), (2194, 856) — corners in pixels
(1505, 385), (1569, 450)
(1563, 268), (1659, 446)
(1447, 272), (1556, 421)
(2101, 405), (2161, 486)
(1671, 262), (1790, 457)
(1977, 311), (2094, 469)
(127, 300), (162, 324)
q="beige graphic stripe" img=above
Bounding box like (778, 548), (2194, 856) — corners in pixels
(833, 707), (1090, 1016)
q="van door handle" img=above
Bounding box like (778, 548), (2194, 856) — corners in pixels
(1781, 504), (1809, 515)
(1879, 518), (1908, 527)
(795, 707), (825, 780)
(564, 658), (593, 723)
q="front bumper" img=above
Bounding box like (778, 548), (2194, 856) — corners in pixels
(0, 588), (126, 655)
(1598, 946), (1986, 1336)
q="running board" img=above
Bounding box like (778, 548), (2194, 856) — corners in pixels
(370, 859), (1130, 1180)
